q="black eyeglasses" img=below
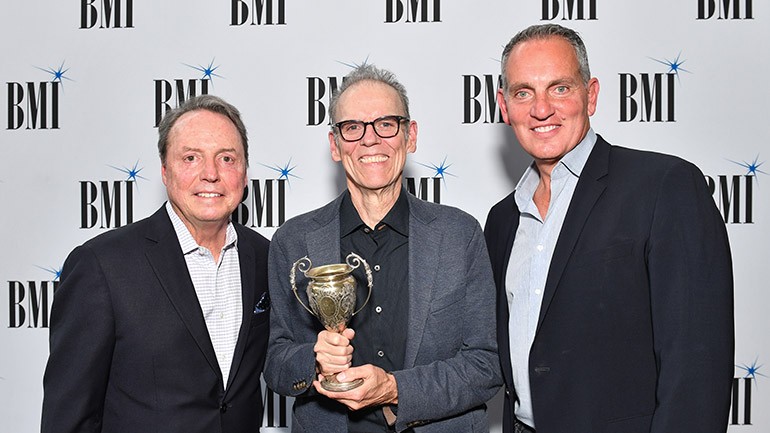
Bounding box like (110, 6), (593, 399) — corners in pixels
(333, 115), (409, 142)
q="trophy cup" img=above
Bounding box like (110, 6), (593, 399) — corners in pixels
(290, 252), (373, 392)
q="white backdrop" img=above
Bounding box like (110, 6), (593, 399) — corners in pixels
(1, 1), (767, 432)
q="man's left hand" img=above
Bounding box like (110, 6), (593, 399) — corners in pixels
(313, 364), (398, 411)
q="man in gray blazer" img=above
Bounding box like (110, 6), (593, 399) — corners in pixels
(264, 64), (501, 432)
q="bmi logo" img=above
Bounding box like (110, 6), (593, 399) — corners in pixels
(231, 0), (286, 26)
(307, 75), (344, 126)
(7, 266), (60, 329)
(6, 62), (72, 130)
(698, 0), (753, 20)
(154, 60), (219, 127)
(462, 74), (504, 124)
(405, 157), (453, 204)
(619, 54), (687, 122)
(231, 161), (297, 228)
(704, 156), (763, 224)
(80, 161), (144, 229)
(542, 0), (597, 20)
(262, 383), (288, 428)
(80, 0), (134, 29)
(386, 0), (441, 23)
(731, 358), (764, 425)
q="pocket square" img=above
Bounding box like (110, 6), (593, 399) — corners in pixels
(254, 291), (270, 314)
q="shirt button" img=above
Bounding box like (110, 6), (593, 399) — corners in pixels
(535, 289), (542, 295)
(377, 350), (384, 357)
(364, 228), (371, 233)
(375, 306), (382, 313)
(374, 264), (381, 271)
(536, 244), (544, 252)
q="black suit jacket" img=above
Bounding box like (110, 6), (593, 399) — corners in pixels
(42, 206), (270, 433)
(484, 136), (734, 433)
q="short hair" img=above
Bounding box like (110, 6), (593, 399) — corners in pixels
(157, 94), (249, 166)
(500, 24), (591, 91)
(328, 64), (411, 127)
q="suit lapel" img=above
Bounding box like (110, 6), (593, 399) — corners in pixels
(537, 138), (610, 331)
(403, 195), (441, 368)
(143, 208), (221, 378)
(492, 193), (519, 390)
(224, 224), (257, 392)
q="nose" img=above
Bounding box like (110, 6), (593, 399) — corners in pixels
(530, 93), (555, 121)
(200, 157), (220, 182)
(360, 123), (381, 147)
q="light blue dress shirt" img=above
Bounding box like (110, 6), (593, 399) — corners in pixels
(505, 129), (596, 428)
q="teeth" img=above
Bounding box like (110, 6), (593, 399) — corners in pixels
(534, 125), (558, 133)
(359, 155), (388, 163)
(197, 193), (221, 198)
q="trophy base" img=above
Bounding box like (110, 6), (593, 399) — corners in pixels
(321, 374), (364, 392)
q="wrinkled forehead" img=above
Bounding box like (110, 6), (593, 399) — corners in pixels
(337, 80), (405, 119)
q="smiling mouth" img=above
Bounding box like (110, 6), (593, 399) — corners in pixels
(196, 192), (222, 198)
(359, 155), (389, 163)
(533, 125), (559, 133)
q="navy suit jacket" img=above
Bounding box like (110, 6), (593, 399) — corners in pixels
(484, 136), (734, 433)
(42, 206), (270, 433)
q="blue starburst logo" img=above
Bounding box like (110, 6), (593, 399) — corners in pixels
(109, 160), (148, 183)
(35, 265), (63, 281)
(737, 357), (766, 386)
(259, 159), (301, 185)
(336, 56), (372, 71)
(649, 52), (690, 82)
(728, 155), (766, 185)
(185, 58), (223, 84)
(415, 156), (456, 187)
(35, 61), (74, 88)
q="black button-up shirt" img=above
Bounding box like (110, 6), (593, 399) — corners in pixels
(340, 190), (409, 432)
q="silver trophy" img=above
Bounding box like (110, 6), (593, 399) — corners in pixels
(290, 252), (373, 391)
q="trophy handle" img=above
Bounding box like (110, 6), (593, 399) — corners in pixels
(290, 256), (315, 315)
(346, 253), (373, 316)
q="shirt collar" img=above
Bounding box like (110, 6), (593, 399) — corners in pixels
(165, 202), (238, 255)
(513, 128), (597, 211)
(339, 188), (410, 237)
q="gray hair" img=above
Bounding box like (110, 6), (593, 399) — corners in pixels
(500, 24), (591, 91)
(157, 94), (249, 166)
(328, 64), (410, 127)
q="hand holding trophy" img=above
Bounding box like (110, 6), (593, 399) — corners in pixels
(290, 252), (373, 391)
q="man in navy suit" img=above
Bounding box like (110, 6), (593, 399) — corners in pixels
(485, 24), (734, 433)
(42, 95), (270, 433)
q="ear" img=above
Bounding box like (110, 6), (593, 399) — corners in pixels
(329, 131), (342, 162)
(161, 163), (169, 186)
(497, 88), (512, 125)
(406, 120), (418, 154)
(586, 77), (600, 116)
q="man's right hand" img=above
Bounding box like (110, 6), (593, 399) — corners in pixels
(313, 328), (355, 376)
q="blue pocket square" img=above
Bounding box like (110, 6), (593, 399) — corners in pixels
(254, 291), (270, 314)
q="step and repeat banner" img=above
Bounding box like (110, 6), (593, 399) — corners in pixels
(1, 1), (766, 432)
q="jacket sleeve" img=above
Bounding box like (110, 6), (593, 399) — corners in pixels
(392, 221), (503, 431)
(647, 161), (734, 432)
(41, 245), (115, 433)
(263, 232), (319, 398)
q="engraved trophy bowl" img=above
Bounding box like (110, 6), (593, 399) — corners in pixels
(290, 252), (373, 392)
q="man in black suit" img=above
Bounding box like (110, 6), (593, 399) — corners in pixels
(485, 24), (734, 433)
(42, 95), (270, 433)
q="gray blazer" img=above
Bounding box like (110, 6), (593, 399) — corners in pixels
(264, 192), (501, 433)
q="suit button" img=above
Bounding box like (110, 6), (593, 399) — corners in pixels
(220, 403), (228, 413)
